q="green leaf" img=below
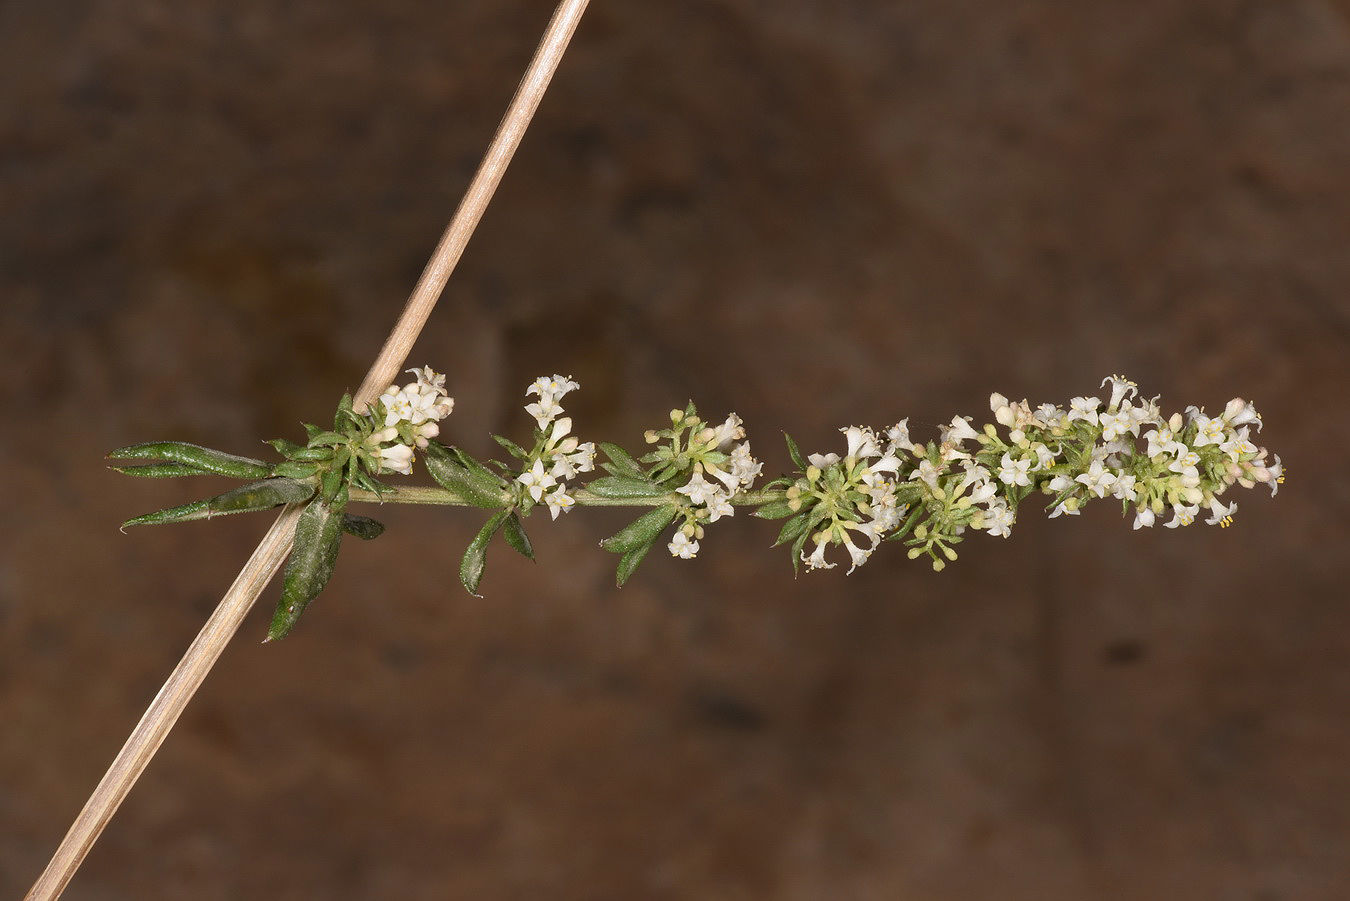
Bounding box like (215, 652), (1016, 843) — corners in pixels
(502, 512), (535, 560)
(752, 500), (796, 520)
(460, 511), (510, 595)
(333, 393), (355, 431)
(109, 463), (207, 478)
(209, 478), (317, 514)
(121, 497), (212, 528)
(774, 513), (811, 547)
(790, 526), (812, 576)
(273, 460), (320, 479)
(616, 540), (656, 587)
(598, 443), (644, 478)
(784, 433), (807, 470)
(267, 496), (346, 641)
(266, 438), (304, 457)
(424, 444), (510, 509)
(306, 430), (347, 448)
(107, 441), (272, 479)
(121, 477), (315, 528)
(492, 434), (528, 459)
(283, 446), (334, 462)
(885, 504), (926, 542)
(450, 446), (503, 484)
(586, 476), (671, 499)
(601, 504), (678, 554)
(320, 467), (344, 502)
(340, 513), (385, 540)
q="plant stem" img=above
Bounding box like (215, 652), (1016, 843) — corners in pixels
(349, 486), (787, 507)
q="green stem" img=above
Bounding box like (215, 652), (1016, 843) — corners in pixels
(350, 485), (786, 508)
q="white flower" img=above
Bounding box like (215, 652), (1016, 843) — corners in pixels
(1127, 400), (1160, 433)
(1075, 460), (1118, 498)
(526, 374), (580, 404)
(1047, 473), (1075, 493)
(1145, 426), (1183, 458)
(525, 396), (564, 429)
(983, 501), (1015, 538)
(408, 366), (446, 393)
(1168, 449), (1201, 488)
(1132, 507), (1156, 529)
(1163, 503), (1199, 528)
(1265, 454), (1283, 496)
(1205, 497), (1237, 527)
(1029, 442), (1057, 470)
(377, 443), (415, 475)
(885, 419), (915, 453)
(840, 530), (872, 574)
(801, 536), (836, 571)
(570, 441), (597, 473)
(729, 443), (762, 487)
(868, 500), (904, 532)
(1219, 430), (1257, 462)
(808, 452), (841, 468)
(915, 459), (943, 489)
(998, 453), (1032, 487)
(668, 531), (699, 559)
(516, 459), (557, 502)
(676, 471), (720, 506)
(840, 426), (881, 460)
(1034, 403), (1066, 427)
(1101, 375), (1138, 411)
(1049, 499), (1080, 518)
(1191, 412), (1227, 447)
(1112, 473), (1138, 502)
(380, 387), (417, 427)
(1068, 396), (1101, 425)
(941, 416), (980, 445)
(703, 489), (735, 523)
(1222, 398), (1261, 431)
(545, 486), (575, 520)
(712, 413), (747, 448)
(1099, 409), (1137, 442)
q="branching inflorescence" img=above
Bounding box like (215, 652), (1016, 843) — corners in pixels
(108, 370), (1283, 640)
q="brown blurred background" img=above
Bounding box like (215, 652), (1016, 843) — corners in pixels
(3, 1), (1348, 898)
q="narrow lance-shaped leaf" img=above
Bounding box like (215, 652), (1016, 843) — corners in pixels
(492, 434), (528, 459)
(783, 433), (808, 471)
(598, 442), (644, 479)
(460, 510), (510, 596)
(502, 512), (535, 560)
(600, 504), (679, 554)
(424, 444), (510, 509)
(107, 441), (272, 479)
(121, 477), (316, 528)
(774, 512), (812, 547)
(616, 539), (657, 587)
(267, 495), (346, 641)
(752, 500), (797, 520)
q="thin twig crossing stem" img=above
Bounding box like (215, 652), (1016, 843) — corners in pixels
(26, 3), (589, 897)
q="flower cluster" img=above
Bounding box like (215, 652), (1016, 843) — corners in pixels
(115, 366), (1285, 610)
(632, 408), (760, 559)
(367, 367), (456, 475)
(514, 375), (596, 519)
(781, 376), (1282, 573)
(789, 424), (912, 573)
